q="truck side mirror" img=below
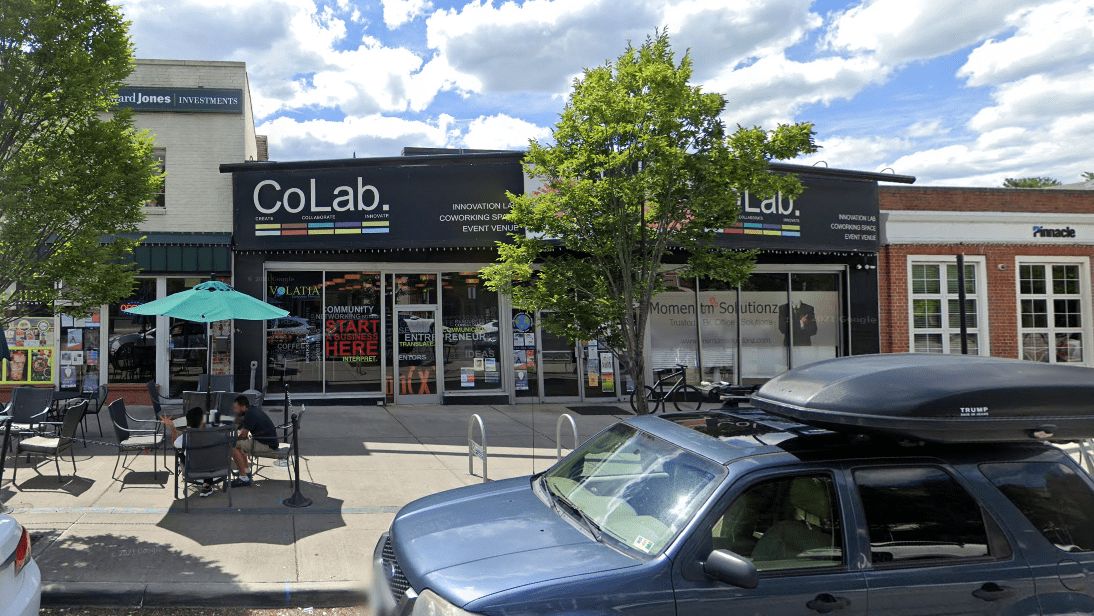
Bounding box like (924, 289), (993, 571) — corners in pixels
(704, 549), (758, 589)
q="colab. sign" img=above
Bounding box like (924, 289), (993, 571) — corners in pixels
(230, 161), (524, 250)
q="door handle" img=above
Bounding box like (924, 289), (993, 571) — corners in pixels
(806, 593), (851, 613)
(972, 582), (1014, 601)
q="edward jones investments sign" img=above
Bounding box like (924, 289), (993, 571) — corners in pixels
(231, 162), (525, 250)
(113, 87), (244, 113)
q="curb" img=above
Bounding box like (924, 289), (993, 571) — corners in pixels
(42, 581), (368, 608)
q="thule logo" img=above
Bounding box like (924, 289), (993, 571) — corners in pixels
(1033, 226), (1076, 238)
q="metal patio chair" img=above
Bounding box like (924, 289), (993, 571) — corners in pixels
(249, 408), (304, 481)
(12, 400), (88, 484)
(147, 381), (181, 419)
(178, 424), (237, 511)
(107, 398), (165, 481)
(81, 384), (109, 438)
(1, 387), (53, 436)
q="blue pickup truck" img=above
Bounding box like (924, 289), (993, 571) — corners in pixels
(373, 354), (1094, 616)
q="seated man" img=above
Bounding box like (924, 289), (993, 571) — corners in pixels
(160, 407), (217, 498)
(230, 395), (278, 487)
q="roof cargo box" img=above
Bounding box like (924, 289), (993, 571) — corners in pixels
(750, 354), (1094, 443)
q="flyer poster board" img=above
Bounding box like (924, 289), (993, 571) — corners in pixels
(600, 352), (615, 393)
(515, 369), (529, 391)
(3, 318), (55, 384)
(461, 367), (476, 387)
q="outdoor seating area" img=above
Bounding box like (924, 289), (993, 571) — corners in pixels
(0, 384), (299, 508)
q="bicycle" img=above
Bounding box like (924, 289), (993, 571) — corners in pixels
(630, 363), (703, 413)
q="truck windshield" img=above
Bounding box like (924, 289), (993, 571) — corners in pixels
(543, 423), (726, 555)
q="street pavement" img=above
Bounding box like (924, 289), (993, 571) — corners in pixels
(0, 400), (631, 608)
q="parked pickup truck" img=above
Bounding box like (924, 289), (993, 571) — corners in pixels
(373, 354), (1094, 616)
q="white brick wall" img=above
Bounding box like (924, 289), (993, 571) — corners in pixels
(124, 60), (256, 234)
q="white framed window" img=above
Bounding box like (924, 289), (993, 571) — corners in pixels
(1017, 258), (1090, 364)
(907, 256), (987, 355)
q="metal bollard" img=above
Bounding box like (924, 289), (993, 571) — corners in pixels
(468, 414), (488, 482)
(556, 413), (578, 461)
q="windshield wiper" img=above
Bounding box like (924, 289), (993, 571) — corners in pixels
(541, 478), (602, 542)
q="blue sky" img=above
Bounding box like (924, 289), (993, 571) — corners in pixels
(117, 0), (1094, 186)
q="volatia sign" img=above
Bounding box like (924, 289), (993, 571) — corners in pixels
(231, 162), (524, 250)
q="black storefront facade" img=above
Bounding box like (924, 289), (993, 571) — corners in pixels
(224, 152), (910, 404)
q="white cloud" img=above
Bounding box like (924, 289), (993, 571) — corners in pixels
(824, 0), (1034, 64)
(461, 114), (550, 150)
(258, 114), (456, 160)
(425, 0), (822, 95)
(958, 0), (1094, 87)
(796, 135), (910, 172)
(382, 0), (433, 29)
(906, 119), (947, 139)
(967, 68), (1094, 133)
(709, 54), (887, 128)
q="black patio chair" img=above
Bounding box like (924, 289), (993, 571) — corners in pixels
(12, 400), (88, 484)
(198, 374), (233, 393)
(1, 387), (53, 436)
(147, 381), (181, 419)
(178, 425), (237, 511)
(81, 384), (109, 438)
(249, 408), (304, 481)
(108, 398), (165, 481)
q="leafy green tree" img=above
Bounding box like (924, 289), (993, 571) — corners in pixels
(0, 0), (159, 319)
(482, 31), (816, 413)
(1002, 177), (1061, 188)
(1082, 171), (1093, 182)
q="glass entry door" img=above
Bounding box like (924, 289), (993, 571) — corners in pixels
(394, 308), (440, 404)
(539, 313), (581, 400)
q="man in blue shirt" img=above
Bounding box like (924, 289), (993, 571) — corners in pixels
(231, 395), (278, 487)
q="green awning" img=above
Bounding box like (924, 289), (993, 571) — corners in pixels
(119, 232), (232, 274)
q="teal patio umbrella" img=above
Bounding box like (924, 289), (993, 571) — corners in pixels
(124, 281), (288, 406)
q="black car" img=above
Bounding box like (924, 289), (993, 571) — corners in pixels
(374, 354), (1094, 616)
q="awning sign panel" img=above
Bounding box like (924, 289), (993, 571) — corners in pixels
(232, 162), (525, 250)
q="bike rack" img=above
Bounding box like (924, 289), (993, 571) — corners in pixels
(556, 413), (578, 461)
(468, 414), (488, 482)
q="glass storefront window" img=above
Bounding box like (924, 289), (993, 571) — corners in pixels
(265, 271), (323, 393)
(167, 277), (231, 396)
(698, 282), (737, 384)
(108, 278), (157, 385)
(511, 309), (538, 398)
(394, 273), (437, 305)
(789, 273), (840, 367)
(649, 273), (699, 381)
(738, 273), (789, 384)
(325, 271), (382, 393)
(58, 309), (102, 392)
(441, 272), (501, 392)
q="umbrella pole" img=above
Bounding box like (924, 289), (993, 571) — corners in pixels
(206, 321), (212, 415)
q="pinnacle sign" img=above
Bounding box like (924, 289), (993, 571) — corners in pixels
(1033, 226), (1076, 238)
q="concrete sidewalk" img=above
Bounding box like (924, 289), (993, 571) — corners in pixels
(0, 401), (631, 608)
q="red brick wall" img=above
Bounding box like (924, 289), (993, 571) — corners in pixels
(879, 186), (1094, 359)
(880, 186), (1094, 214)
(0, 383), (151, 406)
(880, 244), (1094, 358)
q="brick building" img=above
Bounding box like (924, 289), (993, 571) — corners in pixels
(879, 185), (1094, 366)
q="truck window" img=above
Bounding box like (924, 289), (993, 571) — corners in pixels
(853, 467), (994, 565)
(981, 462), (1094, 552)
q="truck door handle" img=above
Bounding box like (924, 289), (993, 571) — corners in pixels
(806, 593), (851, 613)
(972, 582), (1014, 601)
